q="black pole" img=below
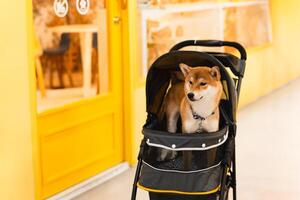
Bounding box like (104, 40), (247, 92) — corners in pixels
(232, 148), (237, 200)
(131, 139), (146, 200)
(131, 158), (143, 200)
(219, 165), (228, 200)
(233, 77), (241, 200)
(236, 78), (243, 103)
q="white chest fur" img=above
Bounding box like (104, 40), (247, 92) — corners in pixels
(183, 116), (219, 133)
(183, 98), (219, 133)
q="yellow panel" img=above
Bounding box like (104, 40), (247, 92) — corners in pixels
(42, 113), (115, 183)
(38, 94), (116, 133)
(40, 110), (123, 197)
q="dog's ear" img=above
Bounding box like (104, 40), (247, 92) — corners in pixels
(210, 66), (221, 80)
(179, 63), (191, 77)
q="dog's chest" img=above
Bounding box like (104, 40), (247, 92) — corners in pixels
(184, 118), (219, 133)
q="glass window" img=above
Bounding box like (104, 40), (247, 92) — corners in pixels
(137, 0), (271, 78)
(33, 0), (109, 112)
(224, 1), (272, 48)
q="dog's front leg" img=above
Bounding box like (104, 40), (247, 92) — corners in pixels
(162, 110), (179, 160)
(166, 110), (179, 133)
(157, 149), (169, 161)
(182, 122), (193, 171)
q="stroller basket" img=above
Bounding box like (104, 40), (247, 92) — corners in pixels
(138, 126), (228, 195)
(131, 40), (246, 200)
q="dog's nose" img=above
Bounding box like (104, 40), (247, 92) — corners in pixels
(187, 92), (194, 100)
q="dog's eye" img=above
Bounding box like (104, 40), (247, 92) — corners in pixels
(189, 81), (193, 85)
(200, 82), (207, 86)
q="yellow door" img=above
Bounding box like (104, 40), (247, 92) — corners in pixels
(33, 0), (124, 198)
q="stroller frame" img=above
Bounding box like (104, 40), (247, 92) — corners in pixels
(131, 40), (247, 200)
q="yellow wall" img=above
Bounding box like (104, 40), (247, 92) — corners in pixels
(239, 0), (300, 106)
(0, 1), (37, 200)
(130, 0), (300, 161)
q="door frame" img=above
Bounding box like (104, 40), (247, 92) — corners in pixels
(121, 0), (139, 165)
(26, 1), (42, 199)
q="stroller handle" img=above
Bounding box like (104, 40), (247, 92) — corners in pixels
(170, 40), (247, 60)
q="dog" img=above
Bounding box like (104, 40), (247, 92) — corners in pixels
(160, 65), (223, 133)
(179, 64), (223, 170)
(157, 64), (222, 164)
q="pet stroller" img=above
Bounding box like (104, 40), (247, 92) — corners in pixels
(131, 40), (247, 200)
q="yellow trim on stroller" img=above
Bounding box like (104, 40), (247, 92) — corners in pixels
(137, 182), (220, 195)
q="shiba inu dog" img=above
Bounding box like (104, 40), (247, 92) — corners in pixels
(158, 64), (222, 167)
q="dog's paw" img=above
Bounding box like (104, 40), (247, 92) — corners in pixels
(169, 151), (177, 160)
(157, 149), (168, 161)
(156, 156), (164, 162)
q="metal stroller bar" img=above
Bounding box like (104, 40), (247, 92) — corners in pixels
(131, 139), (146, 200)
(220, 71), (243, 200)
(169, 40), (247, 61)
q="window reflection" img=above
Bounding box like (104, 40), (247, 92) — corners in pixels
(33, 0), (108, 112)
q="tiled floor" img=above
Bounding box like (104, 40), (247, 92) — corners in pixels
(75, 79), (300, 200)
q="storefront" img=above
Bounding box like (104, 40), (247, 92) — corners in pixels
(1, 0), (139, 199)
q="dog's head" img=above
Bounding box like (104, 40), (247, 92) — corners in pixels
(179, 63), (222, 102)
